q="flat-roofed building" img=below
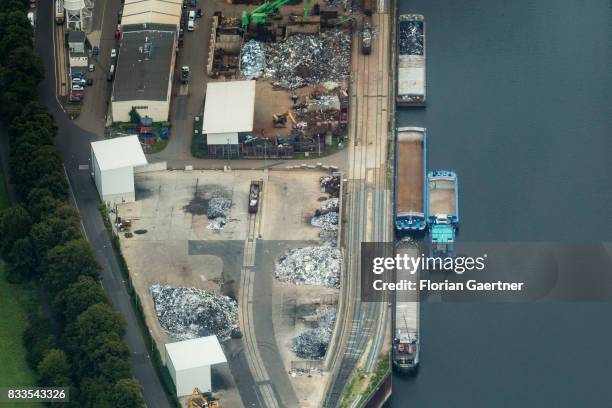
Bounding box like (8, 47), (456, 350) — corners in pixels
(121, 0), (182, 27)
(111, 24), (177, 122)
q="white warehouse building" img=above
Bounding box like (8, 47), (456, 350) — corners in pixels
(111, 24), (177, 123)
(165, 336), (227, 397)
(201, 80), (256, 157)
(122, 0), (182, 26)
(91, 135), (147, 204)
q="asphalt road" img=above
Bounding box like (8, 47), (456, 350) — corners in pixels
(35, 3), (172, 407)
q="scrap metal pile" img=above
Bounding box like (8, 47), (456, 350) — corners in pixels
(292, 306), (337, 359)
(150, 285), (239, 341)
(275, 244), (342, 288)
(311, 198), (339, 231)
(399, 20), (424, 56)
(207, 197), (232, 230)
(240, 30), (351, 89)
(320, 175), (341, 197)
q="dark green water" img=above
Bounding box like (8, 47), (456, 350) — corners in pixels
(392, 0), (612, 406)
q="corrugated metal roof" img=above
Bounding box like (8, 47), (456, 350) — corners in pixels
(91, 135), (148, 171)
(202, 81), (256, 134)
(122, 0), (182, 27)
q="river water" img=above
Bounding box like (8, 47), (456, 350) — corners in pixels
(391, 0), (612, 406)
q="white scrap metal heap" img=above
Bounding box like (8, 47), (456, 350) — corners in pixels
(292, 305), (337, 359)
(275, 244), (341, 288)
(239, 29), (351, 89)
(150, 285), (239, 341)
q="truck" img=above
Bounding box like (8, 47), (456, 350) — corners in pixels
(181, 66), (190, 84)
(248, 180), (262, 213)
(427, 170), (459, 255)
(55, 0), (64, 24)
(392, 239), (420, 374)
(396, 14), (426, 107)
(394, 127), (427, 232)
(361, 16), (372, 55)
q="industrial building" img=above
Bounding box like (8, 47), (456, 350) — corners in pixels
(68, 30), (88, 70)
(202, 80), (256, 156)
(121, 0), (182, 27)
(165, 336), (227, 397)
(91, 135), (147, 204)
(111, 24), (177, 123)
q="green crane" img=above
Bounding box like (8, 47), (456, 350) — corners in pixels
(241, 0), (292, 27)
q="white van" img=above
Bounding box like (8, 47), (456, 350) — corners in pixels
(188, 10), (195, 21)
(187, 20), (194, 31)
(27, 11), (35, 27)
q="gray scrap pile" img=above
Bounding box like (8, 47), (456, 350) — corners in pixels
(240, 30), (351, 89)
(311, 212), (338, 230)
(292, 306), (336, 359)
(150, 285), (239, 341)
(240, 40), (266, 79)
(322, 197), (339, 212)
(207, 197), (231, 230)
(275, 244), (341, 288)
(399, 20), (424, 55)
(312, 197), (339, 231)
(320, 175), (341, 197)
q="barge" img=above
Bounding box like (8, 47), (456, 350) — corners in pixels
(427, 170), (459, 255)
(394, 127), (427, 232)
(392, 239), (420, 374)
(396, 14), (426, 107)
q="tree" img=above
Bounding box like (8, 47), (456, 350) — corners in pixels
(128, 107), (141, 124)
(87, 337), (131, 381)
(0, 205), (32, 257)
(5, 237), (36, 282)
(29, 206), (81, 263)
(68, 303), (126, 350)
(54, 276), (107, 323)
(99, 379), (145, 408)
(22, 313), (56, 368)
(37, 349), (71, 387)
(45, 239), (100, 295)
(26, 188), (62, 221)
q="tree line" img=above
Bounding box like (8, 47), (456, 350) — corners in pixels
(0, 1), (145, 406)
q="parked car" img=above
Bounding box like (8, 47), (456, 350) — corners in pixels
(92, 46), (99, 56)
(88, 63), (95, 72)
(29, 0), (36, 9)
(72, 84), (84, 91)
(196, 8), (203, 18)
(86, 78), (93, 86)
(187, 20), (194, 31)
(111, 49), (117, 59)
(72, 72), (84, 79)
(188, 10), (195, 20)
(72, 77), (85, 84)
(190, 0), (196, 7)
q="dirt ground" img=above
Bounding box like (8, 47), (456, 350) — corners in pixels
(115, 169), (337, 407)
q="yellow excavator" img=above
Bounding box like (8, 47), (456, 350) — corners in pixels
(189, 388), (220, 408)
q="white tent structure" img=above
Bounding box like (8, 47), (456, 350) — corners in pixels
(90, 136), (147, 204)
(165, 336), (227, 396)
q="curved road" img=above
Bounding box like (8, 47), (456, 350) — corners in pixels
(34, 3), (172, 407)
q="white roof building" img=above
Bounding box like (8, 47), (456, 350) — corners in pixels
(91, 136), (147, 204)
(202, 80), (256, 145)
(165, 336), (227, 397)
(121, 0), (182, 27)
